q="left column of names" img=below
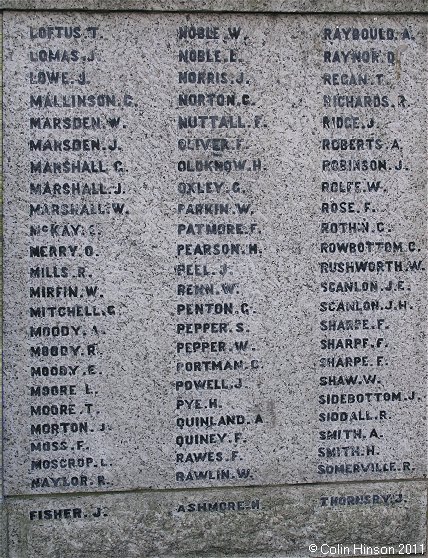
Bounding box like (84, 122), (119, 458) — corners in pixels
(5, 17), (134, 495)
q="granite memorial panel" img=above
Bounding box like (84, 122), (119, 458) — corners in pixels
(1, 8), (427, 557)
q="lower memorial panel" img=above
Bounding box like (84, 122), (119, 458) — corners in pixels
(6, 481), (427, 558)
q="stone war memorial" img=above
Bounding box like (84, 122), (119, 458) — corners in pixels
(0, 0), (427, 556)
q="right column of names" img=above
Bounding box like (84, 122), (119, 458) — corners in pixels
(316, 21), (426, 480)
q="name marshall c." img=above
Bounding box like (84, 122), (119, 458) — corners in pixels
(31, 160), (108, 174)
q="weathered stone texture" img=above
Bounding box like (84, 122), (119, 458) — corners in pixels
(1, 8), (427, 558)
(6, 482), (427, 557)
